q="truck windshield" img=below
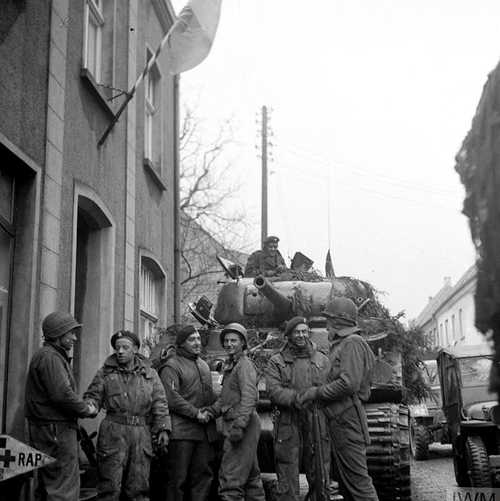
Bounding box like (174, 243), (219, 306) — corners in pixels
(458, 356), (492, 387)
(423, 360), (438, 386)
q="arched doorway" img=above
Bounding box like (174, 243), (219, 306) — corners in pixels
(72, 189), (115, 391)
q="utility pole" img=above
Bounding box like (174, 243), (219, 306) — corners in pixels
(261, 105), (268, 247)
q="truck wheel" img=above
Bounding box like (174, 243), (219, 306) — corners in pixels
(465, 436), (492, 487)
(410, 421), (429, 460)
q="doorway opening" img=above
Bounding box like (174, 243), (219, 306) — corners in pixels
(73, 193), (115, 391)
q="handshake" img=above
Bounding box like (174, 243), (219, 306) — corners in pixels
(84, 400), (99, 418)
(294, 386), (320, 409)
(196, 408), (215, 424)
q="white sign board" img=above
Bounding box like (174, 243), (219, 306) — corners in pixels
(0, 435), (55, 482)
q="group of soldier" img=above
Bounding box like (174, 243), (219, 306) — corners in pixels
(25, 236), (379, 501)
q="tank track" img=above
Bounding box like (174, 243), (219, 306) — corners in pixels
(365, 403), (411, 501)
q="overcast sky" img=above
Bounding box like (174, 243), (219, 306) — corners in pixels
(171, 0), (500, 320)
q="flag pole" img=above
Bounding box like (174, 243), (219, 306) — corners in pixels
(98, 30), (173, 147)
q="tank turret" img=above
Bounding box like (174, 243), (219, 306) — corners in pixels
(212, 274), (372, 328)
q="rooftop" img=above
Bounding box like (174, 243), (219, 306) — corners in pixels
(414, 265), (476, 327)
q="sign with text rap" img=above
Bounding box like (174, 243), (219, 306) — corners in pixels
(0, 435), (55, 482)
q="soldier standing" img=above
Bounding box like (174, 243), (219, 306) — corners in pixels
(158, 325), (217, 500)
(208, 323), (266, 501)
(266, 316), (331, 501)
(25, 311), (97, 501)
(298, 297), (379, 501)
(84, 330), (170, 500)
(244, 235), (287, 277)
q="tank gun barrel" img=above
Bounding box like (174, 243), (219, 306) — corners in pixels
(253, 276), (293, 322)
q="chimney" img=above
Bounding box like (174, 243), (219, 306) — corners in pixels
(444, 276), (452, 287)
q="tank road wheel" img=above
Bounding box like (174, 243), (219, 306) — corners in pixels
(465, 436), (492, 487)
(261, 474), (279, 501)
(409, 420), (429, 460)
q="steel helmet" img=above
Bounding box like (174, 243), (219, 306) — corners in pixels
(323, 297), (358, 323)
(42, 312), (82, 339)
(220, 322), (248, 348)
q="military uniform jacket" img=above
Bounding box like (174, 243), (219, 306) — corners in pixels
(25, 342), (88, 424)
(159, 352), (217, 441)
(244, 249), (286, 277)
(266, 343), (331, 412)
(211, 353), (258, 433)
(84, 354), (171, 434)
(318, 331), (375, 418)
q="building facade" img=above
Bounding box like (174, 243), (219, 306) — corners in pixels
(0, 0), (178, 452)
(414, 266), (485, 349)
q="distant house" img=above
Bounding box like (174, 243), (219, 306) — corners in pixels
(414, 265), (485, 348)
(180, 213), (248, 322)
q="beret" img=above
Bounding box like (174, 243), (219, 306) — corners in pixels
(111, 330), (140, 349)
(263, 235), (279, 244)
(284, 316), (308, 337)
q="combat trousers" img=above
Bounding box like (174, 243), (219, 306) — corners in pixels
(327, 405), (378, 501)
(274, 410), (330, 501)
(165, 437), (214, 501)
(96, 418), (153, 501)
(218, 412), (266, 501)
(28, 421), (80, 501)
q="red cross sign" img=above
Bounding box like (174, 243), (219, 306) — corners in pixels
(0, 435), (55, 482)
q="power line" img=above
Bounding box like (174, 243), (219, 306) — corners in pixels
(270, 161), (459, 213)
(282, 143), (458, 197)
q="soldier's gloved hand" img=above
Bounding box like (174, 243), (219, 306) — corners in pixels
(296, 387), (319, 407)
(157, 430), (169, 454)
(228, 425), (244, 443)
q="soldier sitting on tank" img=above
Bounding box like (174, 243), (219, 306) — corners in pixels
(266, 316), (332, 501)
(244, 235), (287, 277)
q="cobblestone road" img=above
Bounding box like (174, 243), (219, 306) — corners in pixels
(411, 443), (455, 501)
(268, 443), (456, 501)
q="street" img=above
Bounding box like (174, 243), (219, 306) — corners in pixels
(265, 443), (456, 501)
(411, 443), (455, 501)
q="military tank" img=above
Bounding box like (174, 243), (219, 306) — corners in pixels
(188, 263), (411, 501)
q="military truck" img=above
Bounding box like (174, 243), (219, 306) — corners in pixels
(409, 358), (447, 460)
(437, 344), (500, 487)
(188, 262), (411, 501)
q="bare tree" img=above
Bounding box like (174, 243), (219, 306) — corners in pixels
(179, 104), (250, 318)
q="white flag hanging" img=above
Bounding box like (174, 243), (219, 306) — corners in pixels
(98, 0), (222, 145)
(167, 0), (222, 75)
